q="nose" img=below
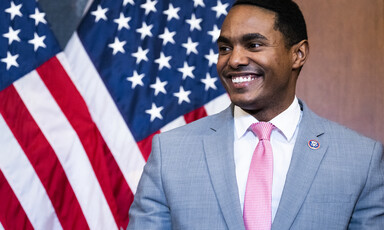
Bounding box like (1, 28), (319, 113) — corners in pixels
(228, 46), (249, 69)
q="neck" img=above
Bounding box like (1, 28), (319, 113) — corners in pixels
(244, 96), (296, 121)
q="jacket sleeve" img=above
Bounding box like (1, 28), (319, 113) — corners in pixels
(349, 141), (384, 229)
(127, 134), (171, 230)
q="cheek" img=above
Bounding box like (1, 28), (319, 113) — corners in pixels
(254, 53), (279, 68)
(273, 51), (293, 70)
(259, 54), (291, 81)
(216, 56), (227, 73)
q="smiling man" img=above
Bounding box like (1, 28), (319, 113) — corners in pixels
(127, 0), (384, 229)
(216, 3), (307, 122)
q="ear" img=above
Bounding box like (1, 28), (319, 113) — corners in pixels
(292, 40), (309, 70)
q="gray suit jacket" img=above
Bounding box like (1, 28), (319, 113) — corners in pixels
(128, 100), (384, 229)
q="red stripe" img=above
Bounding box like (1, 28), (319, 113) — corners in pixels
(37, 56), (134, 228)
(0, 85), (89, 230)
(137, 130), (160, 161)
(184, 106), (208, 124)
(0, 170), (34, 230)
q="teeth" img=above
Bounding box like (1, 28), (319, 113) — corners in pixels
(232, 76), (255, 84)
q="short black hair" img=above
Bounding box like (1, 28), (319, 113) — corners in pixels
(233, 0), (308, 47)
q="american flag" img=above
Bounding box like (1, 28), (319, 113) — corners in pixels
(0, 0), (231, 229)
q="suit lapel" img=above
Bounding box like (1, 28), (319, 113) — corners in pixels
(272, 101), (329, 230)
(203, 106), (246, 230)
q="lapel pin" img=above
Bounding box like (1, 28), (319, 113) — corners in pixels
(308, 139), (320, 150)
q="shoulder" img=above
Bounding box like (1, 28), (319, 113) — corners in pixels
(150, 106), (234, 158)
(158, 105), (233, 139)
(148, 106), (233, 167)
(300, 100), (382, 151)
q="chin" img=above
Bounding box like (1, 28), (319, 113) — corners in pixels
(231, 98), (262, 111)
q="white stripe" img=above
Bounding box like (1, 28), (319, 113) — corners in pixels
(63, 34), (146, 194)
(160, 116), (186, 133)
(0, 114), (62, 230)
(0, 221), (4, 230)
(204, 93), (231, 115)
(13, 71), (118, 230)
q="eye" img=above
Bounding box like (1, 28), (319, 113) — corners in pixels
(218, 45), (231, 54)
(249, 43), (261, 49)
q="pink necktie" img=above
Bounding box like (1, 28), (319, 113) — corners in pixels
(243, 122), (274, 230)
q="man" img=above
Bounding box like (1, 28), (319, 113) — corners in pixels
(127, 0), (384, 229)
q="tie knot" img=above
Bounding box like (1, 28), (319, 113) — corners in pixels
(250, 122), (274, 141)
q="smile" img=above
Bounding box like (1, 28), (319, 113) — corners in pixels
(231, 75), (258, 84)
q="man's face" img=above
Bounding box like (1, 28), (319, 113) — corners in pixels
(217, 5), (297, 120)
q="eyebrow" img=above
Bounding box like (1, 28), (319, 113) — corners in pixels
(217, 36), (230, 44)
(217, 33), (269, 44)
(242, 33), (268, 42)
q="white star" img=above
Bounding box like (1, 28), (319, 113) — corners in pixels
(114, 13), (131, 31)
(127, 71), (145, 89)
(132, 47), (149, 64)
(29, 8), (47, 26)
(182, 38), (199, 55)
(108, 37), (126, 55)
(159, 28), (176, 46)
(5, 2), (22, 20)
(1, 51), (19, 70)
(145, 103), (164, 122)
(186, 14), (202, 31)
(173, 86), (191, 104)
(211, 0), (229, 18)
(193, 0), (205, 8)
(123, 0), (135, 6)
(3, 27), (21, 45)
(208, 25), (221, 43)
(163, 3), (180, 21)
(177, 62), (195, 80)
(29, 33), (46, 51)
(201, 73), (218, 91)
(155, 52), (171, 70)
(204, 49), (218, 67)
(141, 0), (157, 15)
(150, 77), (168, 96)
(91, 5), (108, 22)
(136, 22), (153, 40)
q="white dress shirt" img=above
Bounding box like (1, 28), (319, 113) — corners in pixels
(234, 97), (302, 222)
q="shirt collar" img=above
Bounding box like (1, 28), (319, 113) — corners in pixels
(234, 97), (301, 142)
